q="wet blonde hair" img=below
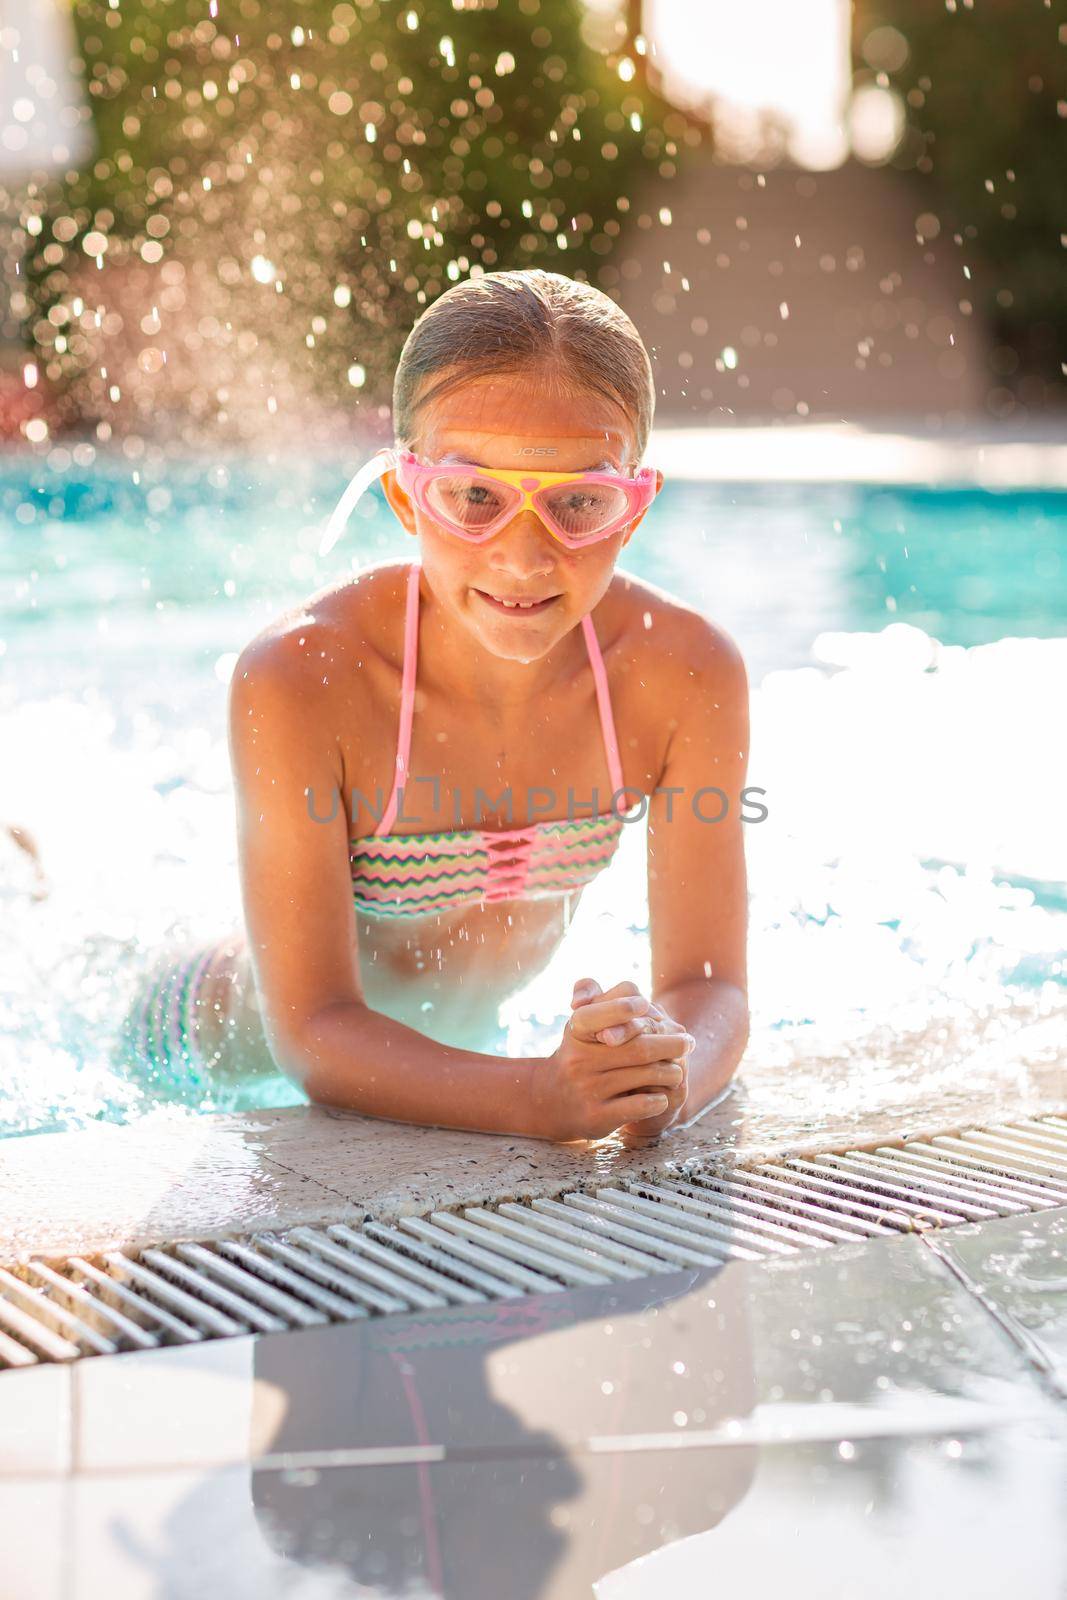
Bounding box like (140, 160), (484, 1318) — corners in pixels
(392, 268), (655, 465)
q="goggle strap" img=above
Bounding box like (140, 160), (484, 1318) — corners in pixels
(318, 448), (395, 558)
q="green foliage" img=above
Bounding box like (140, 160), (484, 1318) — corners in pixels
(19, 0), (701, 434)
(855, 0), (1066, 396)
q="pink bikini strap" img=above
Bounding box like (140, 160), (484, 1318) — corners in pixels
(375, 564), (625, 836)
(581, 612), (626, 800)
(374, 561), (421, 837)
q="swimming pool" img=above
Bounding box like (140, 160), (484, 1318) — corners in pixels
(2, 442), (1065, 1137)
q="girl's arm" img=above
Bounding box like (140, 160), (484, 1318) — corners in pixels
(228, 626), (545, 1137)
(643, 610), (751, 1128)
(227, 624), (678, 1141)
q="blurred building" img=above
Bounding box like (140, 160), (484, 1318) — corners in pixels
(614, 0), (993, 427)
(612, 151), (989, 428)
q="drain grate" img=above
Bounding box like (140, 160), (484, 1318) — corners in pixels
(3, 1115), (1067, 1368)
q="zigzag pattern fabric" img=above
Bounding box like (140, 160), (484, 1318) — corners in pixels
(350, 811), (625, 919)
(349, 561), (631, 920)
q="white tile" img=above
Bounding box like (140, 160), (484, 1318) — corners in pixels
(75, 1338), (289, 1473)
(0, 1478), (69, 1599)
(0, 1363), (72, 1476)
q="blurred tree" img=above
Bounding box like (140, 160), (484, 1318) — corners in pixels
(13, 0), (704, 442)
(853, 0), (1066, 414)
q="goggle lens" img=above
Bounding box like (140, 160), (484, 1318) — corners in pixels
(423, 471), (630, 543)
(543, 481), (630, 541)
(425, 473), (507, 533)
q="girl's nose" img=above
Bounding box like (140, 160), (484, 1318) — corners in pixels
(488, 509), (558, 574)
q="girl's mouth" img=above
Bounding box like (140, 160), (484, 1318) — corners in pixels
(473, 589), (561, 616)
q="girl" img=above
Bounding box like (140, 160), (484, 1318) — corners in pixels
(122, 269), (750, 1146)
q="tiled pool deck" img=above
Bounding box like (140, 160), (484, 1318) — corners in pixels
(4, 1213), (1067, 1597)
(3, 995), (1066, 1597)
(3, 995), (1064, 1263)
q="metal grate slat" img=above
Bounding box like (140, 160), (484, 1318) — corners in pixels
(389, 1217), (533, 1298)
(821, 1153), (1003, 1221)
(948, 1132), (1067, 1189)
(0, 1265), (116, 1356)
(0, 1326), (40, 1368)
(526, 1198), (675, 1275)
(288, 1228), (443, 1313)
(458, 1208), (619, 1286)
(652, 1174), (842, 1248)
(561, 1193), (730, 1268)
(327, 1224), (487, 1304)
(870, 1146), (1058, 1210)
(24, 1260), (160, 1350)
(361, 1222), (496, 1301)
(0, 1290), (81, 1363)
(627, 1171), (825, 1254)
(906, 1140), (1067, 1203)
(104, 1253), (246, 1337)
(475, 1206), (639, 1282)
(782, 1158), (968, 1226)
(4, 1112), (1067, 1370)
(172, 1243), (328, 1330)
(139, 1248), (286, 1335)
(248, 1237), (379, 1316)
(752, 1164), (919, 1231)
(213, 1240), (361, 1322)
(684, 1168), (890, 1240)
(404, 1215), (563, 1295)
(991, 1120), (1067, 1154)
(68, 1256), (202, 1343)
(600, 1184), (800, 1259)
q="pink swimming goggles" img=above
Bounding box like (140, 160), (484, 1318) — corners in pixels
(319, 446), (660, 558)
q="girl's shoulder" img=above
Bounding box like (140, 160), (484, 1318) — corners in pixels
(608, 567), (744, 689)
(236, 560), (409, 681)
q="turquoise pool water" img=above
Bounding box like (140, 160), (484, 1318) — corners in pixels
(2, 446), (1065, 1137)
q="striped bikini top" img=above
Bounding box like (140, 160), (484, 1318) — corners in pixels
(350, 562), (628, 920)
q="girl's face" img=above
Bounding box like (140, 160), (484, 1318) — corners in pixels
(381, 375), (662, 665)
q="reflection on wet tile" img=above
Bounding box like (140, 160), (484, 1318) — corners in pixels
(247, 1234), (1054, 1469)
(932, 1209), (1067, 1386)
(3, 1222), (1066, 1597)
(5, 1233), (1050, 1482)
(592, 1425), (1067, 1600)
(70, 1466), (350, 1600)
(8, 1421), (1063, 1600)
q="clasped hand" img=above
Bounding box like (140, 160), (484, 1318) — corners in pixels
(535, 977), (694, 1145)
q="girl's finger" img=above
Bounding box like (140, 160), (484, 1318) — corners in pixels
(626, 1028), (693, 1063)
(571, 977), (601, 1005)
(603, 1091), (670, 1122)
(568, 995), (652, 1040)
(599, 1061), (685, 1094)
(598, 1011), (664, 1046)
(573, 979), (641, 1009)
